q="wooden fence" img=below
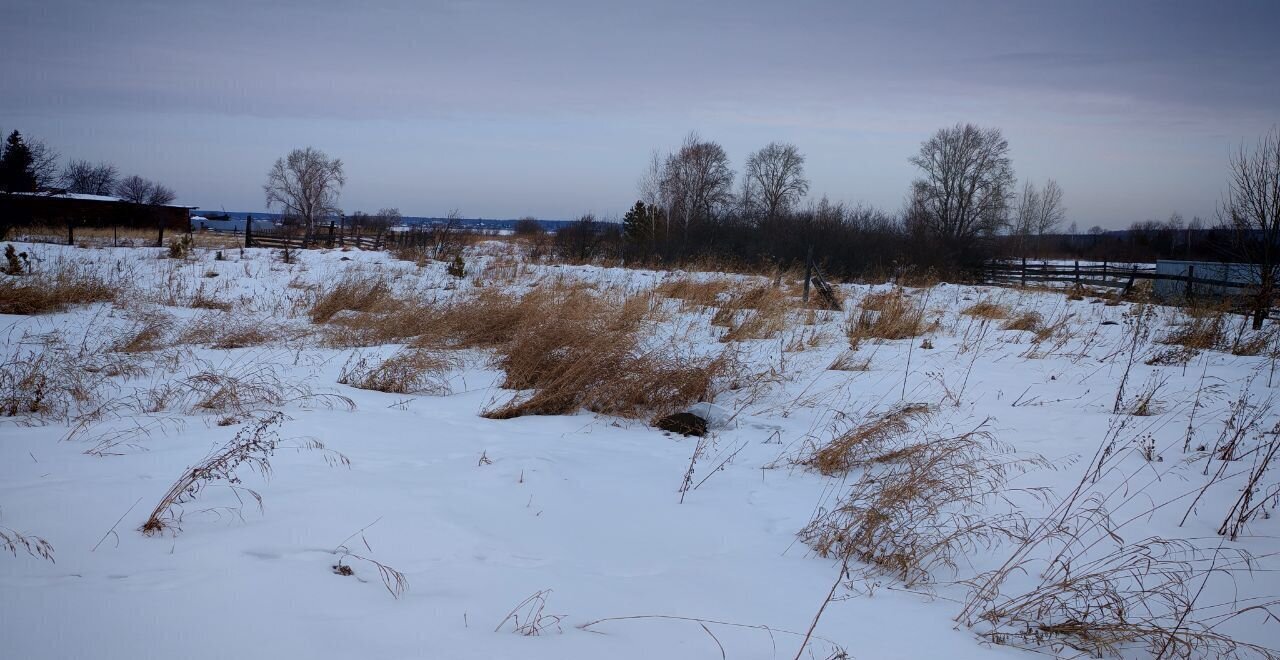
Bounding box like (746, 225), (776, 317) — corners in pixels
(983, 259), (1257, 301)
(245, 220), (385, 251)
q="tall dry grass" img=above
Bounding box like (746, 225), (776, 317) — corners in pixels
(482, 287), (727, 420)
(140, 412), (348, 536)
(847, 289), (930, 344)
(338, 349), (456, 395)
(799, 404), (932, 476)
(0, 264), (118, 315)
(799, 420), (1028, 586)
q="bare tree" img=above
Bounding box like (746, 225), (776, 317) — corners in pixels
(743, 142), (809, 220)
(1012, 178), (1066, 256)
(1221, 127), (1280, 329)
(27, 138), (60, 190)
(908, 123), (1016, 250)
(147, 183), (176, 206)
(115, 174), (154, 203)
(659, 132), (734, 242)
(372, 207), (402, 231)
(61, 160), (119, 195)
(263, 147), (345, 247)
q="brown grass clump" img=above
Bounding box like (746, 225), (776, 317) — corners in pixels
(963, 299), (1010, 320)
(1001, 311), (1043, 332)
(655, 276), (732, 308)
(718, 286), (793, 342)
(189, 285), (233, 312)
(0, 267), (117, 315)
(1160, 315), (1225, 351)
(0, 342), (98, 422)
(310, 272), (401, 323)
(338, 349), (456, 395)
(1174, 316), (1226, 349)
(482, 288), (726, 420)
(178, 313), (277, 349)
(799, 422), (1022, 586)
(858, 290), (897, 312)
(847, 290), (928, 342)
(800, 404), (932, 476)
(113, 310), (174, 353)
(827, 352), (871, 372)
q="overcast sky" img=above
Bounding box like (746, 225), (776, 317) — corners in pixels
(2, 0), (1276, 226)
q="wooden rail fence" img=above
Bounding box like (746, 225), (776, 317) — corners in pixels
(983, 259), (1256, 301)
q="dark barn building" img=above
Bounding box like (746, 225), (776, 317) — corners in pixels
(0, 192), (194, 244)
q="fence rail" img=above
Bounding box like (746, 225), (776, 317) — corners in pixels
(983, 259), (1257, 301)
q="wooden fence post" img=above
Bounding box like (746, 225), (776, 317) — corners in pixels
(1123, 266), (1137, 297)
(1021, 257), (1027, 286)
(244, 215), (254, 248)
(1074, 260), (1080, 287)
(803, 246), (812, 304)
(1186, 265), (1195, 301)
(327, 222), (336, 249)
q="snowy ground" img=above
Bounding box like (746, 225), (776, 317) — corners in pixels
(2, 241), (1278, 659)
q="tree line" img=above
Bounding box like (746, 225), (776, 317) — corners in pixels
(0, 129), (176, 206)
(555, 123), (1063, 278)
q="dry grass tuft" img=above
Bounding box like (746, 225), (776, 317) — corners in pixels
(0, 266), (117, 315)
(827, 352), (871, 372)
(1001, 311), (1043, 333)
(847, 289), (928, 342)
(799, 421), (1024, 586)
(655, 276), (732, 308)
(718, 285), (793, 342)
(310, 272), (401, 323)
(178, 313), (278, 349)
(140, 412), (348, 536)
(0, 341), (97, 422)
(799, 404), (932, 476)
(113, 310), (174, 353)
(481, 288), (727, 420)
(1161, 315), (1226, 351)
(338, 349), (456, 395)
(1, 525), (55, 562)
(962, 299), (1010, 320)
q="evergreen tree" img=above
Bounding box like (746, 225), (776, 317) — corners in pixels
(623, 200), (650, 243)
(0, 131), (38, 193)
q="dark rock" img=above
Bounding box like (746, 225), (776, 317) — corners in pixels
(655, 412), (708, 437)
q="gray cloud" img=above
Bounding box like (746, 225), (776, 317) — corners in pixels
(2, 0), (1276, 224)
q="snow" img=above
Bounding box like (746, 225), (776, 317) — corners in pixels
(1, 241), (1278, 659)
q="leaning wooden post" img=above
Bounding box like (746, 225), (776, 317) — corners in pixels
(802, 246), (813, 304)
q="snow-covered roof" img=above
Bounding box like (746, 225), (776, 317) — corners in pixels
(8, 191), (197, 209)
(11, 191), (122, 202)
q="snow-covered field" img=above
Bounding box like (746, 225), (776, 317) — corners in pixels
(2, 241), (1278, 659)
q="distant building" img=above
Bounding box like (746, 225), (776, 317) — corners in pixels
(0, 191), (194, 237)
(191, 213), (247, 232)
